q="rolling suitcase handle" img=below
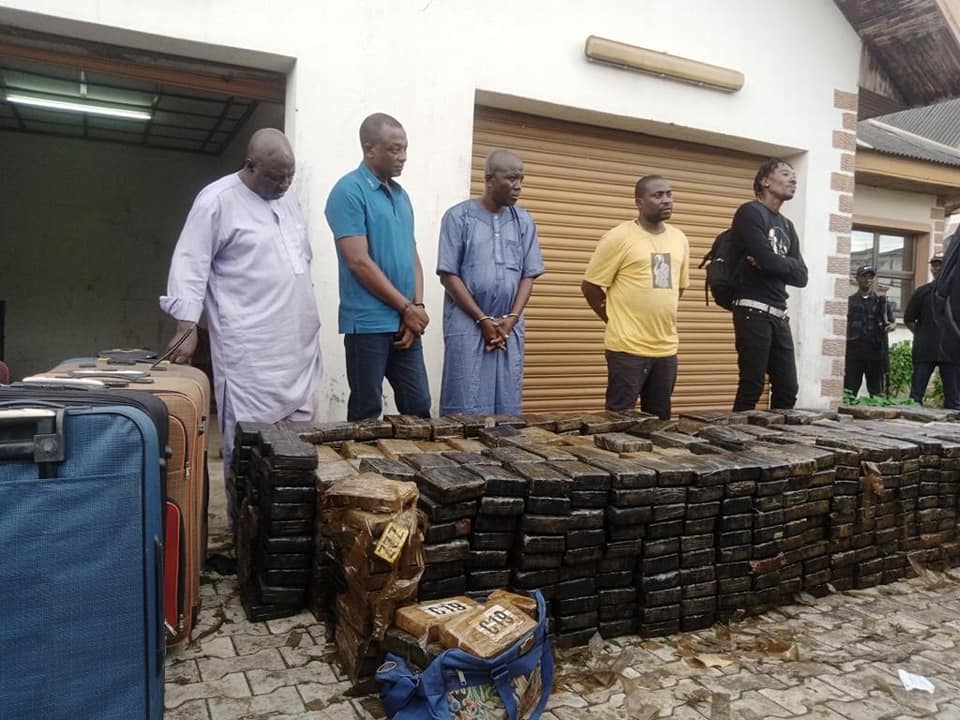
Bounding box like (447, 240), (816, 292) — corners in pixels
(22, 375), (113, 388)
(98, 348), (158, 363)
(0, 407), (66, 465)
(25, 370), (152, 386)
(98, 325), (196, 370)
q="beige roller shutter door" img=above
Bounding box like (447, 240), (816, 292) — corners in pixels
(470, 107), (768, 413)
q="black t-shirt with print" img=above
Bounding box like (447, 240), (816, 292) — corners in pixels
(731, 200), (808, 310)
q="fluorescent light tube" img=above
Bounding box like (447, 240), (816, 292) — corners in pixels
(5, 93), (152, 120)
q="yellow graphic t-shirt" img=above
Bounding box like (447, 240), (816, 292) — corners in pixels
(583, 220), (689, 357)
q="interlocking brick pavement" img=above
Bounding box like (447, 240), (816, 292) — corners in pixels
(166, 568), (960, 719)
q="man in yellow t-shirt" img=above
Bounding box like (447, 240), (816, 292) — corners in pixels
(581, 175), (689, 419)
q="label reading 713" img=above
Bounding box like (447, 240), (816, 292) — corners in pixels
(373, 521), (410, 564)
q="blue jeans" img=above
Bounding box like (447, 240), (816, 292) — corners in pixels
(344, 333), (431, 421)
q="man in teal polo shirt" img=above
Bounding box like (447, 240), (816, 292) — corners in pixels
(325, 112), (432, 421)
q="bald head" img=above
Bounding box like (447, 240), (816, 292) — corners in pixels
(247, 128), (293, 164)
(241, 128), (295, 200)
(485, 149), (522, 176)
(482, 149), (524, 210)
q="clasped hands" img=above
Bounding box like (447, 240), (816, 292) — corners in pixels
(479, 315), (518, 352)
(393, 303), (430, 349)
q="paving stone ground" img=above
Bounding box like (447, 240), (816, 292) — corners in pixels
(167, 566), (960, 720)
(170, 429), (960, 719)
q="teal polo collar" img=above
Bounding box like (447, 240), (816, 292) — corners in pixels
(357, 161), (403, 193)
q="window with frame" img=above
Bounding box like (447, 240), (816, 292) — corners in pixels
(850, 228), (915, 316)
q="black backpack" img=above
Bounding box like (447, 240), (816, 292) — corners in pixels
(698, 228), (739, 310)
(933, 231), (960, 355)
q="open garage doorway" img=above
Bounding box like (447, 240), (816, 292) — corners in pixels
(0, 27), (287, 381)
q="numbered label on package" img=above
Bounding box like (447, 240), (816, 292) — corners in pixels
(423, 600), (471, 617)
(475, 605), (517, 638)
(373, 521), (410, 564)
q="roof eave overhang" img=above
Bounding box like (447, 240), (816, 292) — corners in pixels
(856, 148), (960, 201)
(836, 0), (960, 117)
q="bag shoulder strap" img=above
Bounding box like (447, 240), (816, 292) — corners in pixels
(509, 204), (525, 242)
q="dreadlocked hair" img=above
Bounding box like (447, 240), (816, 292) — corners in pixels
(753, 157), (792, 197)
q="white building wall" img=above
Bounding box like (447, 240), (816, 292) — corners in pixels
(0, 0), (862, 416)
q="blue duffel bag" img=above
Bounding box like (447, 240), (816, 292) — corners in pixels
(376, 590), (554, 720)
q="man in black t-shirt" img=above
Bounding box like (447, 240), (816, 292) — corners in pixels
(844, 265), (896, 397)
(729, 158), (808, 411)
(904, 254), (960, 408)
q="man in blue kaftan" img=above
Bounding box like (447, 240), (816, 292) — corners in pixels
(437, 150), (544, 415)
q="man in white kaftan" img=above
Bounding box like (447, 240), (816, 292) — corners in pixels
(160, 129), (322, 527)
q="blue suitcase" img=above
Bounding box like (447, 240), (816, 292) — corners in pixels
(0, 403), (165, 720)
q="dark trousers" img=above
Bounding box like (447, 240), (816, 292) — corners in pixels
(844, 341), (886, 396)
(604, 351), (678, 420)
(910, 361), (960, 409)
(344, 333), (431, 421)
(732, 307), (798, 411)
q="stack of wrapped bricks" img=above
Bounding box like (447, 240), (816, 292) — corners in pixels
(227, 407), (960, 678)
(779, 415), (960, 585)
(682, 425), (836, 615)
(318, 474), (424, 686)
(309, 444), (365, 627)
(232, 423), (318, 621)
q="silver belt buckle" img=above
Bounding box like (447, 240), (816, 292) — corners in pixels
(738, 299), (786, 319)
(770, 304), (787, 319)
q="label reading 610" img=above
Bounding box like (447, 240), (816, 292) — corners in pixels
(475, 605), (517, 638)
(423, 601), (471, 617)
